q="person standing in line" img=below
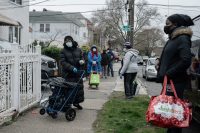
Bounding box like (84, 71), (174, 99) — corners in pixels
(156, 14), (194, 133)
(107, 48), (115, 77)
(101, 49), (109, 79)
(120, 43), (139, 99)
(60, 36), (85, 110)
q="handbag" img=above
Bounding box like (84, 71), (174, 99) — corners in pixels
(146, 76), (192, 128)
(90, 72), (100, 85)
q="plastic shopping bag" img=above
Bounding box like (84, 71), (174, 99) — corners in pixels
(90, 73), (100, 85)
(146, 76), (192, 128)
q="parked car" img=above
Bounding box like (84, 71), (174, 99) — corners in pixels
(41, 55), (58, 84)
(137, 55), (143, 65)
(113, 51), (121, 62)
(142, 56), (149, 65)
(142, 58), (157, 80)
(184, 43), (200, 124)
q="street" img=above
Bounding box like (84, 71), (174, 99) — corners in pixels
(137, 65), (200, 133)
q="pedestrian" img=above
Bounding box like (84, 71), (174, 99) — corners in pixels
(87, 45), (102, 75)
(156, 14), (194, 133)
(60, 36), (85, 110)
(107, 48), (115, 77)
(101, 49), (109, 78)
(119, 43), (139, 99)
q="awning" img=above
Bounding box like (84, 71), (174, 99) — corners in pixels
(0, 13), (19, 26)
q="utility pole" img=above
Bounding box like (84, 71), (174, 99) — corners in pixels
(128, 0), (135, 46)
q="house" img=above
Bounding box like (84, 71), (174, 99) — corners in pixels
(29, 10), (93, 47)
(0, 0), (29, 45)
(65, 13), (94, 46)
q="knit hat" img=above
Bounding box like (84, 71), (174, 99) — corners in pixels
(167, 14), (194, 27)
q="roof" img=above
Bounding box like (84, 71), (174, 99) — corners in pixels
(0, 13), (20, 26)
(29, 11), (84, 27)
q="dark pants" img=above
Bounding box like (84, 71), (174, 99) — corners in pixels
(166, 82), (187, 133)
(102, 65), (108, 77)
(124, 73), (137, 97)
(107, 63), (114, 77)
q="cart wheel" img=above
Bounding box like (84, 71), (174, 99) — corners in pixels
(39, 108), (46, 115)
(65, 108), (76, 121)
(51, 112), (58, 119)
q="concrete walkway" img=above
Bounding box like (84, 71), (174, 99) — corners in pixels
(0, 63), (147, 133)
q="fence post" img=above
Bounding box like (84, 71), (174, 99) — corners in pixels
(35, 44), (41, 101)
(11, 42), (20, 111)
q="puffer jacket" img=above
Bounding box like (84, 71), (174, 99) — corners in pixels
(120, 49), (139, 74)
(157, 27), (192, 83)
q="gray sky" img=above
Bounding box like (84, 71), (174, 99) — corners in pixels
(30, 0), (200, 28)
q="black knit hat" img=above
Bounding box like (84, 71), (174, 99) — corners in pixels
(64, 36), (74, 42)
(167, 14), (194, 27)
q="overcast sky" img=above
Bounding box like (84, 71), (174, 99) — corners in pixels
(30, 0), (200, 29)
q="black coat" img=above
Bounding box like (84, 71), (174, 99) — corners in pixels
(101, 53), (109, 66)
(60, 43), (84, 103)
(157, 27), (192, 83)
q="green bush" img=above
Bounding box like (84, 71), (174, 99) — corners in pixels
(42, 46), (62, 61)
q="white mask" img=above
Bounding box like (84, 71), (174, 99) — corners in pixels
(66, 42), (72, 47)
(93, 48), (97, 52)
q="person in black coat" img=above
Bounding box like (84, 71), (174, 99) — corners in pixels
(101, 49), (109, 78)
(157, 14), (194, 133)
(60, 36), (85, 110)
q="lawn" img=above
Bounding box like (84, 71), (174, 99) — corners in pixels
(93, 92), (166, 133)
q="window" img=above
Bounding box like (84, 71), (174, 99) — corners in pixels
(40, 24), (50, 32)
(83, 32), (86, 38)
(10, 0), (22, 5)
(9, 27), (13, 43)
(40, 24), (44, 32)
(45, 24), (50, 32)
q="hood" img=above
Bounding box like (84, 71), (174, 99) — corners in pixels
(127, 48), (139, 56)
(171, 27), (193, 39)
(90, 45), (97, 51)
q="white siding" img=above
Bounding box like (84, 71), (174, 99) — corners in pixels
(0, 0), (29, 45)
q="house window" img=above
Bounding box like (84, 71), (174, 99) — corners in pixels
(10, 0), (22, 5)
(9, 27), (13, 43)
(40, 24), (44, 32)
(40, 24), (50, 32)
(45, 24), (50, 32)
(83, 32), (86, 38)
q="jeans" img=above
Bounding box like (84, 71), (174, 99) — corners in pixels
(107, 63), (114, 77)
(124, 73), (137, 97)
(166, 82), (187, 133)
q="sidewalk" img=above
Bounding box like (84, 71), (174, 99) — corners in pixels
(0, 63), (147, 133)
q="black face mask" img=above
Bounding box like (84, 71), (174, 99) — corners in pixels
(164, 25), (177, 34)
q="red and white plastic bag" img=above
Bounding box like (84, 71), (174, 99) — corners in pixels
(146, 76), (192, 128)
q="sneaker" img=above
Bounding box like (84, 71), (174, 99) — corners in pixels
(73, 104), (83, 110)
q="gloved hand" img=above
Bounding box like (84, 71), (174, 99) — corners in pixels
(79, 60), (85, 65)
(120, 74), (123, 79)
(92, 61), (96, 65)
(73, 68), (78, 73)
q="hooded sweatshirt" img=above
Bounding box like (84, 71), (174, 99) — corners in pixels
(120, 49), (139, 74)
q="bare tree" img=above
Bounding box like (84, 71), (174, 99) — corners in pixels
(135, 28), (164, 56)
(91, 0), (161, 48)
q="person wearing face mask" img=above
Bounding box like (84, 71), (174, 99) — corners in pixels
(156, 14), (194, 133)
(119, 43), (139, 99)
(87, 45), (102, 76)
(60, 36), (85, 110)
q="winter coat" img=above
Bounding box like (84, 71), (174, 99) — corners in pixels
(120, 49), (139, 75)
(87, 46), (102, 73)
(101, 53), (109, 66)
(157, 27), (192, 83)
(60, 42), (84, 103)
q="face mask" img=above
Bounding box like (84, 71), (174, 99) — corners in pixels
(164, 25), (176, 34)
(66, 42), (72, 47)
(93, 48), (97, 52)
(123, 48), (127, 52)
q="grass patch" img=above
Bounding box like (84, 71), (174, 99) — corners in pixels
(93, 92), (166, 133)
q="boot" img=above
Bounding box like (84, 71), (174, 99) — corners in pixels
(73, 103), (83, 110)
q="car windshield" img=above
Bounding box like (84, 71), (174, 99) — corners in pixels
(149, 59), (156, 65)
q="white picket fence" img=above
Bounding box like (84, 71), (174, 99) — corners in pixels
(0, 43), (41, 118)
